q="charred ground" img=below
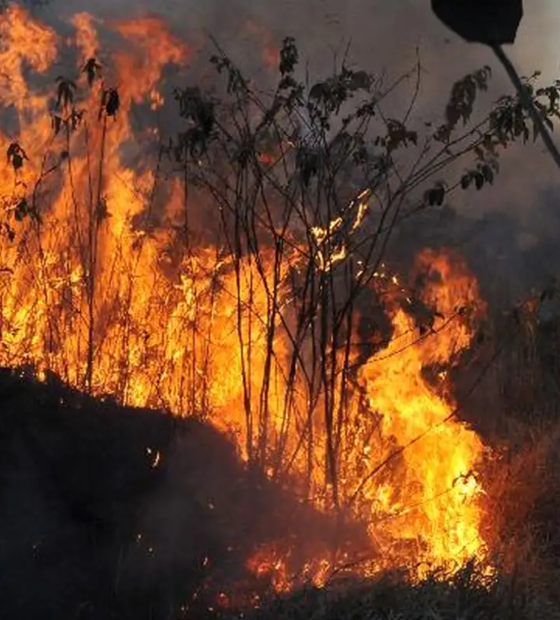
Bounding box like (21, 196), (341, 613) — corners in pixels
(2, 336), (560, 620)
(0, 369), (372, 620)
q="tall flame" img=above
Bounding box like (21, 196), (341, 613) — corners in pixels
(357, 249), (486, 574)
(0, 5), (489, 591)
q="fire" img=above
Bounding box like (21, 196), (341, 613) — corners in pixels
(357, 249), (487, 575)
(0, 3), (491, 596)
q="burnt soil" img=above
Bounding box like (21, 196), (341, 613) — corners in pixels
(0, 368), (366, 620)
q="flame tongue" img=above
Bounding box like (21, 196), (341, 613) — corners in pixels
(357, 249), (486, 574)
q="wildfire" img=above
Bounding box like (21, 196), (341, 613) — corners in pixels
(357, 249), (487, 575)
(0, 3), (491, 597)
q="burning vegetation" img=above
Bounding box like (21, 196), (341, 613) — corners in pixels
(1, 2), (560, 618)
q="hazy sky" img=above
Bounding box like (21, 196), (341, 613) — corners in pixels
(40, 0), (560, 122)
(45, 0), (560, 75)
(43, 0), (560, 143)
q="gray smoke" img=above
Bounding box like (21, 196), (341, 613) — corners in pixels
(30, 0), (560, 297)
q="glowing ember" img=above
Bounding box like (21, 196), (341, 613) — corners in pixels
(0, 4), (490, 593)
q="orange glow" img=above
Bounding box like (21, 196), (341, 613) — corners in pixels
(0, 4), (491, 594)
(245, 20), (280, 69)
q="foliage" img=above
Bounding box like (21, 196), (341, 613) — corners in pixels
(223, 562), (558, 620)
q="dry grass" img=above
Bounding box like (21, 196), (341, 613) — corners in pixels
(224, 564), (558, 620)
(210, 312), (560, 620)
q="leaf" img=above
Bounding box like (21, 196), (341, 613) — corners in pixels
(481, 164), (494, 185)
(56, 77), (77, 110)
(81, 57), (101, 87)
(5, 224), (15, 242)
(296, 147), (320, 187)
(172, 86), (216, 158)
(424, 183), (446, 206)
(347, 70), (371, 92)
(14, 198), (28, 221)
(279, 37), (298, 76)
(7, 142), (28, 171)
(446, 75), (476, 128)
(100, 88), (120, 119)
(474, 171), (484, 190)
(384, 119), (417, 153)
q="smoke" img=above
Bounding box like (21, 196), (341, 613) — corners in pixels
(37, 0), (558, 86)
(5, 0), (556, 372)
(28, 0), (560, 302)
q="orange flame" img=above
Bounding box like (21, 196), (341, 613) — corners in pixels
(0, 5), (490, 593)
(357, 249), (487, 575)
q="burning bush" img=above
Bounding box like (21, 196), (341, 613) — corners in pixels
(1, 2), (560, 614)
